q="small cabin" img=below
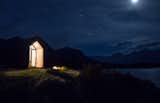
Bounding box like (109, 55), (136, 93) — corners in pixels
(29, 41), (44, 68)
(0, 36), (54, 69)
(0, 36), (86, 69)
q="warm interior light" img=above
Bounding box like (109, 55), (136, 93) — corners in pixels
(29, 41), (44, 68)
(31, 49), (36, 67)
(53, 66), (59, 70)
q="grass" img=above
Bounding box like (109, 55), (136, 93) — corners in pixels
(0, 68), (81, 103)
(51, 66), (80, 77)
(0, 67), (80, 82)
(0, 67), (80, 92)
(2, 69), (47, 77)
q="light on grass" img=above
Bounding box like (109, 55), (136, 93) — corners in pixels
(52, 66), (80, 77)
(53, 66), (59, 70)
(52, 66), (65, 71)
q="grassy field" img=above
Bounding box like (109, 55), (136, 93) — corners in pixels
(0, 67), (159, 103)
(0, 68), (80, 78)
(0, 68), (80, 88)
(0, 68), (81, 103)
(1, 69), (47, 77)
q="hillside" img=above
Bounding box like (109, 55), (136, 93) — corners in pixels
(0, 37), (89, 69)
(0, 67), (160, 103)
(0, 68), (81, 103)
(93, 49), (160, 68)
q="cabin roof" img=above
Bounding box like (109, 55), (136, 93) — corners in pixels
(26, 36), (53, 52)
(0, 36), (53, 52)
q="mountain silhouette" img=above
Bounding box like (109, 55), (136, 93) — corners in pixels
(0, 37), (88, 69)
(92, 41), (160, 67)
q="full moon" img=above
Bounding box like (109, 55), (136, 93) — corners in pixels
(131, 0), (139, 4)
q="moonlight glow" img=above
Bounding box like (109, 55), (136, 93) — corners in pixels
(131, 0), (139, 4)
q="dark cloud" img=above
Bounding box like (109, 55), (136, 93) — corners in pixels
(0, 0), (160, 55)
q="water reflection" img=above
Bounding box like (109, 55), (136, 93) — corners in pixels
(115, 68), (160, 87)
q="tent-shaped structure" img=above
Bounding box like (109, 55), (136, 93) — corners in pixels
(29, 41), (44, 68)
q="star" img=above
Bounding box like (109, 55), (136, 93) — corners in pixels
(80, 14), (84, 17)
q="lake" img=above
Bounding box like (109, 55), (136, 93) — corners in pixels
(114, 68), (160, 87)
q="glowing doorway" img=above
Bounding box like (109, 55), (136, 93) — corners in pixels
(29, 41), (44, 68)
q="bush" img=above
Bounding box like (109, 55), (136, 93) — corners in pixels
(80, 63), (103, 81)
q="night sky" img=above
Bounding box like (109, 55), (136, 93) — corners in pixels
(0, 0), (160, 56)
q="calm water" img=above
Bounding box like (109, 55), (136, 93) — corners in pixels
(115, 68), (160, 87)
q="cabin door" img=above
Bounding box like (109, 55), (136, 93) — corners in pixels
(31, 49), (37, 67)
